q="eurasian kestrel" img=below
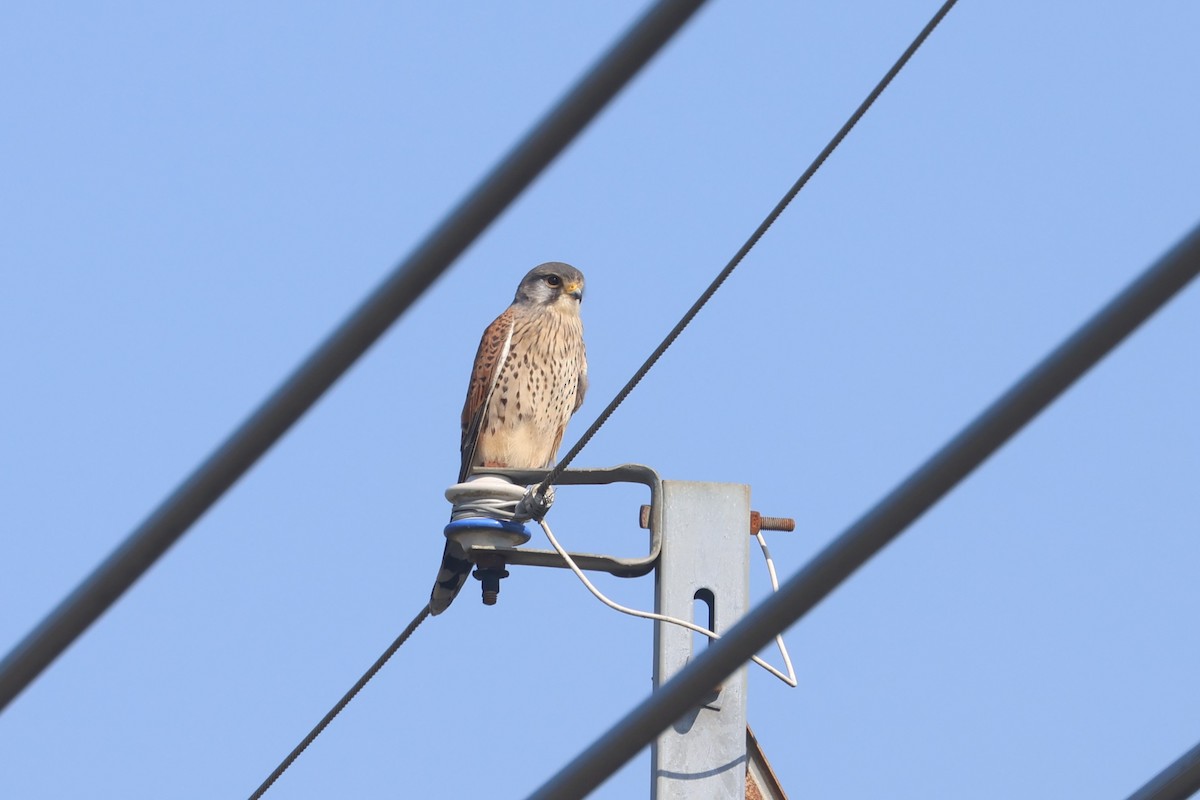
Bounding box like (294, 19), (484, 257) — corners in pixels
(429, 262), (588, 614)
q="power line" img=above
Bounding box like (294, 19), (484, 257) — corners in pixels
(249, 604), (431, 800)
(537, 0), (961, 496)
(527, 222), (1200, 798)
(0, 0), (708, 713)
(1125, 738), (1200, 800)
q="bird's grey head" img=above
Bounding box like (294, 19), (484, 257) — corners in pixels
(513, 262), (585, 308)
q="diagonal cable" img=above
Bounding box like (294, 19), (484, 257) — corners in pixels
(528, 222), (1200, 799)
(538, 0), (960, 495)
(1124, 738), (1200, 800)
(0, 0), (708, 713)
(249, 604), (431, 799)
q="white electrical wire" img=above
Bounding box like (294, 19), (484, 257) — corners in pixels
(450, 478), (797, 687)
(537, 517), (797, 688)
(752, 530), (796, 686)
(446, 477), (553, 522)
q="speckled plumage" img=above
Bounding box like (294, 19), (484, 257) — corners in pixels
(430, 262), (588, 615)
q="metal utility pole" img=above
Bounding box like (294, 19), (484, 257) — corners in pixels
(652, 481), (751, 798)
(530, 222), (1200, 800)
(460, 467), (770, 796)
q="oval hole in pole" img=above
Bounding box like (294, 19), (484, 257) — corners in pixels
(693, 588), (715, 655)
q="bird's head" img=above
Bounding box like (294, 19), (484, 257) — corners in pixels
(513, 262), (585, 309)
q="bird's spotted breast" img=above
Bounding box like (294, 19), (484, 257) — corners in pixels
(473, 305), (584, 470)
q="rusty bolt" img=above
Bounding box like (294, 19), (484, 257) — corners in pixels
(639, 504), (795, 535)
(750, 510), (796, 535)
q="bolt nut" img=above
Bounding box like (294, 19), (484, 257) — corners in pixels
(473, 563), (510, 607)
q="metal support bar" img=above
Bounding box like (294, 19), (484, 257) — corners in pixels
(1125, 739), (1200, 800)
(651, 481), (749, 799)
(0, 0), (708, 713)
(527, 222), (1200, 800)
(462, 465), (664, 577)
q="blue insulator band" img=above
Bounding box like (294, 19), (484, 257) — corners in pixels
(444, 517), (531, 537)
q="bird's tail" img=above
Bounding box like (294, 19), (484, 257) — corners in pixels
(429, 542), (472, 615)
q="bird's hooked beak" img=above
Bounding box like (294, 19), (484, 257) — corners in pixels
(565, 281), (583, 301)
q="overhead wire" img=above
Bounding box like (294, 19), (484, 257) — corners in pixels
(537, 0), (962, 498)
(251, 0), (964, 793)
(525, 222), (1200, 798)
(0, 0), (707, 712)
(241, 3), (1200, 797)
(1124, 737), (1200, 800)
(249, 603), (431, 799)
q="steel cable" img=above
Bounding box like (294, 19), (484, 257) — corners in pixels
(249, 604), (431, 799)
(538, 0), (960, 496)
(528, 219), (1200, 800)
(252, 2), (962, 793)
(0, 0), (706, 713)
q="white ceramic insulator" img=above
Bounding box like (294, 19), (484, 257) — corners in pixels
(444, 474), (527, 506)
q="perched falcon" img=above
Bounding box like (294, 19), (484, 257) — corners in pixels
(429, 262), (588, 615)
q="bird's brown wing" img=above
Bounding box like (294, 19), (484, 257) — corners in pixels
(458, 307), (515, 483)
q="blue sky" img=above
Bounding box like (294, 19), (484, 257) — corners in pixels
(2, 2), (1199, 797)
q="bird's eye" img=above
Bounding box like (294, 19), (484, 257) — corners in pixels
(545, 275), (562, 287)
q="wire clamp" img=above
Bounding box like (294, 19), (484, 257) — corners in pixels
(516, 484), (555, 521)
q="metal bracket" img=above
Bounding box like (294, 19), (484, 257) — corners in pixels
(459, 464), (663, 578)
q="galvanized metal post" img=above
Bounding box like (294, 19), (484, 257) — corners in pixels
(652, 481), (750, 799)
